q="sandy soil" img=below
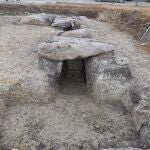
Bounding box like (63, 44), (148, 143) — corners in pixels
(0, 15), (150, 149)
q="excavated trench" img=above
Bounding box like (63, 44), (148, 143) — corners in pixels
(0, 13), (150, 150)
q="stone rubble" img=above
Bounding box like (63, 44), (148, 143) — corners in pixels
(19, 13), (81, 30)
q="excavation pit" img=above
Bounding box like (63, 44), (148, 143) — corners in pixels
(0, 13), (150, 149)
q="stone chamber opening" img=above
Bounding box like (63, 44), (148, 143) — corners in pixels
(58, 59), (87, 95)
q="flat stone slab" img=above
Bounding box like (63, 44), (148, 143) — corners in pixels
(38, 36), (114, 61)
(59, 28), (93, 38)
(19, 13), (53, 26)
(51, 17), (79, 31)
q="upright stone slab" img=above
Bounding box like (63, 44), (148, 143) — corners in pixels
(85, 51), (133, 101)
(38, 56), (63, 98)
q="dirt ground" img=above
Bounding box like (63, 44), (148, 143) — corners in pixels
(0, 15), (150, 149)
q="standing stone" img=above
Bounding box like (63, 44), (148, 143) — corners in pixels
(85, 51), (133, 101)
(38, 56), (63, 97)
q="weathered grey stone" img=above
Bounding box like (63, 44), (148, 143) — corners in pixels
(121, 84), (141, 112)
(51, 17), (80, 31)
(59, 28), (93, 38)
(85, 52), (132, 101)
(132, 100), (150, 131)
(39, 57), (63, 86)
(38, 57), (62, 100)
(38, 36), (114, 61)
(140, 122), (150, 146)
(19, 13), (54, 26)
(133, 99), (150, 146)
(120, 82), (150, 146)
(121, 82), (150, 118)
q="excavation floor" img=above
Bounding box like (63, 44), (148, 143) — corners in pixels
(0, 83), (143, 149)
(0, 15), (149, 149)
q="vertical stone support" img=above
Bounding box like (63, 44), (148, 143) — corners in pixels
(38, 57), (63, 99)
(85, 51), (132, 101)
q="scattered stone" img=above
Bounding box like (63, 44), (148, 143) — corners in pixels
(38, 36), (114, 61)
(59, 28), (93, 38)
(133, 100), (150, 131)
(51, 17), (80, 31)
(19, 13), (54, 26)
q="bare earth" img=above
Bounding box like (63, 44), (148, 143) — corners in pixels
(0, 15), (150, 149)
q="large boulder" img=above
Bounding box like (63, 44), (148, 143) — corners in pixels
(121, 82), (150, 146)
(133, 100), (150, 132)
(85, 52), (133, 101)
(38, 36), (114, 61)
(51, 17), (80, 31)
(19, 13), (54, 26)
(59, 28), (93, 38)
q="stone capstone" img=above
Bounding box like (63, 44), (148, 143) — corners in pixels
(38, 36), (114, 61)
